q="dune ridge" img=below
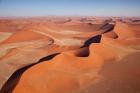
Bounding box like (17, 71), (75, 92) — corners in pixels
(0, 17), (140, 93)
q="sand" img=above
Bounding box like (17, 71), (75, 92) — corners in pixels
(0, 17), (140, 93)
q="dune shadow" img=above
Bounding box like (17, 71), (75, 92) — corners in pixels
(38, 53), (60, 62)
(0, 53), (60, 93)
(81, 23), (115, 48)
(0, 64), (34, 93)
(101, 23), (115, 33)
(75, 47), (89, 57)
(131, 19), (140, 22)
(81, 35), (102, 48)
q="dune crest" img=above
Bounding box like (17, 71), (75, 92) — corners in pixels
(0, 17), (140, 93)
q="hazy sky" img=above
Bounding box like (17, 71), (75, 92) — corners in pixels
(0, 0), (140, 17)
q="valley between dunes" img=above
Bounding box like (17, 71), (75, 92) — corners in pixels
(0, 17), (140, 93)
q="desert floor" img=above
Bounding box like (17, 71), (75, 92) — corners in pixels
(0, 16), (140, 93)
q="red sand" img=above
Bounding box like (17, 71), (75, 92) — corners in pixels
(0, 17), (140, 93)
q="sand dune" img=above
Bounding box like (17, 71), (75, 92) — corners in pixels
(0, 17), (140, 93)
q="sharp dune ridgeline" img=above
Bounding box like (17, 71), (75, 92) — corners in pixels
(0, 17), (140, 93)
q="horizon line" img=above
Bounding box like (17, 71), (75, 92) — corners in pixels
(0, 15), (140, 18)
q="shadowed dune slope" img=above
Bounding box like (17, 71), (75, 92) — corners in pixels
(0, 17), (140, 93)
(11, 36), (140, 93)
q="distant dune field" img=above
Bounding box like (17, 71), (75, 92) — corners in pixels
(0, 17), (140, 93)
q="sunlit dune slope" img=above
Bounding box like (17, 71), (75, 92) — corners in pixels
(0, 17), (140, 93)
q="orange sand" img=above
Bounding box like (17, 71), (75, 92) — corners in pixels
(0, 17), (140, 93)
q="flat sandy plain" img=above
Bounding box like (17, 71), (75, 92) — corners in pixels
(0, 16), (140, 93)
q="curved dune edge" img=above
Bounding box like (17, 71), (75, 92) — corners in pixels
(0, 18), (140, 93)
(12, 36), (140, 93)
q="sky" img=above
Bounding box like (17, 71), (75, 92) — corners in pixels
(0, 0), (140, 17)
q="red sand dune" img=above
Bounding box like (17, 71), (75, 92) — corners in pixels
(0, 17), (140, 93)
